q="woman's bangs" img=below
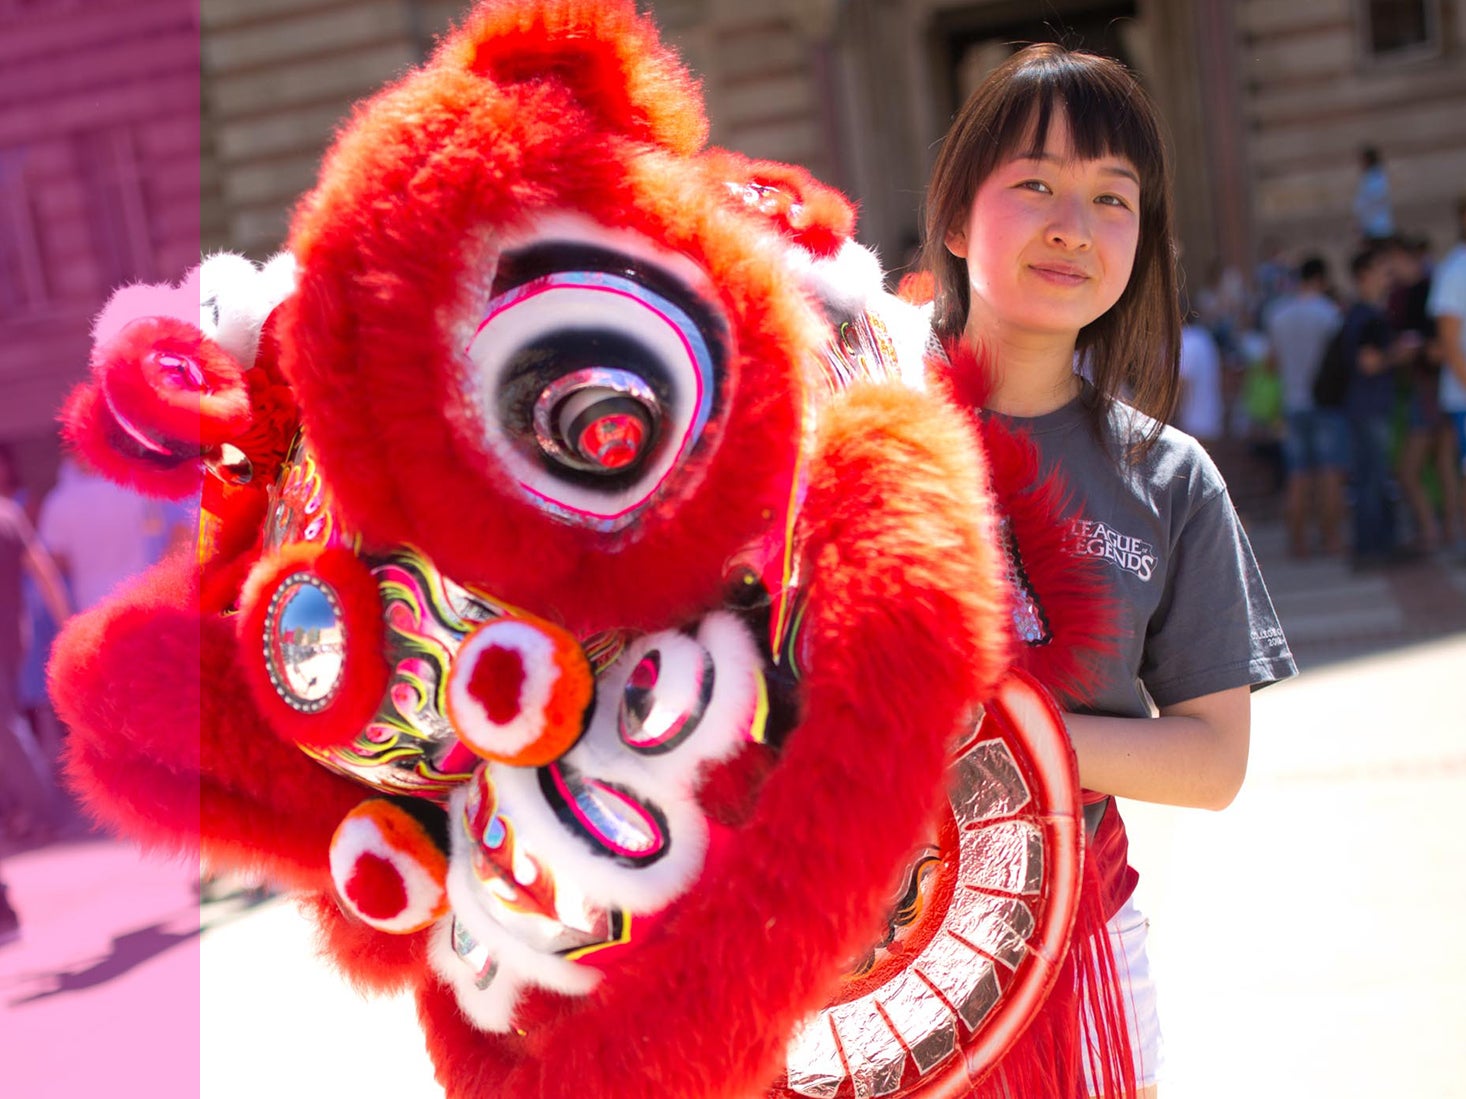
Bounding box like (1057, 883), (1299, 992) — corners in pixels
(988, 53), (1162, 196)
(1054, 63), (1162, 192)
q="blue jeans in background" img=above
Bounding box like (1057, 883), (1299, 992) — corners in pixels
(1348, 414), (1396, 561)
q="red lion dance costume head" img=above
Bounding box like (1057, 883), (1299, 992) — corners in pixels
(51, 2), (1132, 1096)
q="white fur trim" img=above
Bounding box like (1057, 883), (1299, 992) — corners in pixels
(200, 251), (296, 368)
(435, 784), (602, 1032)
(91, 251), (298, 373)
(477, 612), (761, 913)
(91, 269), (202, 345)
(785, 238), (886, 316)
(868, 291), (934, 391)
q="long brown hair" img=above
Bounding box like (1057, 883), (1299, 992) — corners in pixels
(921, 43), (1180, 448)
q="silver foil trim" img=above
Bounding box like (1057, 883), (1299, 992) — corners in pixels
(829, 997), (908, 1098)
(949, 739), (1031, 824)
(785, 1015), (847, 1098)
(959, 819), (1044, 896)
(915, 932), (1003, 1031)
(947, 889), (1035, 971)
(877, 970), (958, 1076)
(782, 732), (1046, 1096)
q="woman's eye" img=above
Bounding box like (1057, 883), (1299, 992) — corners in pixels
(1096, 193), (1132, 210)
(1018, 179), (1051, 195)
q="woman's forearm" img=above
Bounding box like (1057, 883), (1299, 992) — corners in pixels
(1064, 684), (1251, 810)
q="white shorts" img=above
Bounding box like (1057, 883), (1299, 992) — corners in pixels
(1082, 896), (1163, 1094)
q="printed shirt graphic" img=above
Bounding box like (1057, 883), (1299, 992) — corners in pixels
(1070, 519), (1158, 583)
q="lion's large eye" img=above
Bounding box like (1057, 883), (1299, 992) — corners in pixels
(464, 242), (726, 531)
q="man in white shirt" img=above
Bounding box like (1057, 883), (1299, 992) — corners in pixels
(1427, 194), (1466, 555)
(37, 458), (183, 612)
(1177, 311), (1224, 444)
(1266, 257), (1345, 557)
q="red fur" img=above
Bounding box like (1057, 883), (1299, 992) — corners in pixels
(417, 382), (1009, 1098)
(445, 0), (708, 156)
(59, 382), (204, 499)
(52, 552), (366, 895)
(282, 65), (812, 633)
(701, 150), (857, 258)
(896, 269), (935, 307)
(303, 891), (428, 996)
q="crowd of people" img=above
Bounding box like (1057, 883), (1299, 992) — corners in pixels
(0, 448), (193, 945)
(1177, 188), (1466, 572)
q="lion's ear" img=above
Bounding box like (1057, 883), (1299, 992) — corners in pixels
(442, 0), (707, 155)
(702, 150), (857, 259)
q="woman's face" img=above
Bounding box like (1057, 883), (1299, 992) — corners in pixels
(947, 110), (1140, 346)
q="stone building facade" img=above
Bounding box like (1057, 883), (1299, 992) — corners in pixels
(0, 0), (200, 485)
(3, 0), (1464, 462)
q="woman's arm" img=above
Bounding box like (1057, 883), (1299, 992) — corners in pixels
(1063, 684), (1251, 810)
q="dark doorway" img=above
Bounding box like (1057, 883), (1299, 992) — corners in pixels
(930, 1), (1139, 118)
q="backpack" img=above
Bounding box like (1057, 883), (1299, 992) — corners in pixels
(1311, 325), (1352, 408)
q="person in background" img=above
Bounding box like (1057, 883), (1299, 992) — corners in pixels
(36, 457), (176, 614)
(1428, 193), (1466, 559)
(0, 488), (70, 946)
(1177, 292), (1224, 445)
(1352, 146), (1395, 245)
(1251, 236), (1295, 330)
(1340, 248), (1405, 568)
(1385, 236), (1445, 554)
(1267, 256), (1346, 557)
(0, 445), (64, 775)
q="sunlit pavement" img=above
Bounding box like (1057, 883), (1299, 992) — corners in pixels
(0, 829), (203, 1098)
(3, 514), (1465, 1098)
(1124, 632), (1466, 1098)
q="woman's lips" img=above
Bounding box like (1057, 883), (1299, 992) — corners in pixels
(1028, 264), (1089, 286)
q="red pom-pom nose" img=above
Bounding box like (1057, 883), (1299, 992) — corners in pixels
(447, 617), (594, 768)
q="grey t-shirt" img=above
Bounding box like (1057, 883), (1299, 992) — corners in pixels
(989, 386), (1296, 718)
(1267, 291), (1341, 415)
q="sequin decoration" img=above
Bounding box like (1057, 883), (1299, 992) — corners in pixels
(818, 308), (901, 392)
(999, 516), (1052, 646)
(264, 433), (339, 551)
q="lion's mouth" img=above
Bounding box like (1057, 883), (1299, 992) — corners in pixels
(458, 765), (622, 958)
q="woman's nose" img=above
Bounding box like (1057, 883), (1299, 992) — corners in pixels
(1046, 197), (1092, 250)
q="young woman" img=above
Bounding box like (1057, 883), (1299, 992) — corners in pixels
(921, 44), (1297, 1097)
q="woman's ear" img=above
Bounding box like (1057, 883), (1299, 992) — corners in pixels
(945, 225), (968, 259)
